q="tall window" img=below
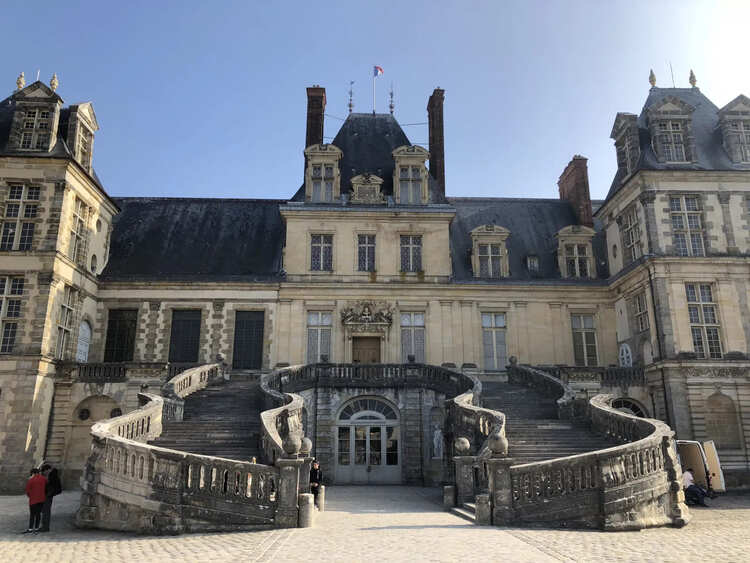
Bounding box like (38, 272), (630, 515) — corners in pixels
(399, 166), (422, 204)
(730, 121), (750, 163)
(659, 121), (686, 162)
(621, 207), (642, 263)
(1, 185), (39, 251)
(20, 109), (51, 151)
(400, 235), (422, 272)
(400, 312), (425, 363)
(77, 127), (94, 171)
(478, 244), (503, 278)
(686, 283), (722, 359)
(310, 234), (333, 271)
(571, 314), (598, 366)
(633, 292), (649, 332)
(70, 197), (89, 265)
(104, 309), (138, 362)
(76, 320), (91, 362)
(670, 195), (704, 256)
(311, 164), (334, 202)
(481, 312), (507, 370)
(564, 244), (590, 278)
(55, 285), (76, 359)
(357, 234), (376, 272)
(169, 310), (202, 363)
(307, 311), (331, 363)
(0, 277), (24, 354)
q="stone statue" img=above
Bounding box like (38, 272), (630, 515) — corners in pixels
(432, 424), (444, 459)
(16, 72), (25, 90)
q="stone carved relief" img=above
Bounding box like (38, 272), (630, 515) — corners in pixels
(684, 367), (749, 379)
(341, 301), (393, 332)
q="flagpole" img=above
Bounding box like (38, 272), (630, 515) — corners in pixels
(372, 67), (375, 114)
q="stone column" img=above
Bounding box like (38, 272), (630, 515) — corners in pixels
(718, 192), (739, 254)
(275, 457), (304, 528)
(486, 457), (515, 525)
(453, 456), (476, 505)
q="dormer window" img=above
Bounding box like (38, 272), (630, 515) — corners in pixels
(556, 225), (596, 279)
(526, 255), (539, 273)
(304, 144), (342, 203)
(19, 108), (52, 151)
(392, 145), (429, 205)
(646, 96), (695, 164)
(658, 121), (686, 162)
(611, 112), (640, 176)
(718, 95), (750, 164)
(730, 122), (750, 162)
(470, 225), (510, 279)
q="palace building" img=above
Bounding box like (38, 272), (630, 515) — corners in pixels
(1, 70), (750, 495)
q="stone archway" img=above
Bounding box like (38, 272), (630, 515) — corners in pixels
(705, 392), (742, 449)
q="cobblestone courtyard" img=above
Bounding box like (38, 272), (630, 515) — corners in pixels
(1, 486), (749, 562)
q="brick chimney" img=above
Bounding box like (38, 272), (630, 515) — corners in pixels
(304, 86), (326, 174)
(558, 155), (593, 227)
(427, 88), (445, 197)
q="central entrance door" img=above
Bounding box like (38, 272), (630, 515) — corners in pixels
(232, 311), (264, 369)
(335, 397), (401, 484)
(352, 336), (380, 364)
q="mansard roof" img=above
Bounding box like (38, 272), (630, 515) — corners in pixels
(449, 197), (608, 282)
(603, 87), (744, 205)
(101, 197), (285, 282)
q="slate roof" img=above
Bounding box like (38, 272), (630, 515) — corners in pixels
(449, 197), (608, 282)
(101, 198), (285, 282)
(603, 87), (745, 205)
(291, 112), (445, 203)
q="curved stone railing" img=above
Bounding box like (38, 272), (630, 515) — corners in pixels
(259, 370), (305, 465)
(489, 364), (690, 531)
(76, 363), (302, 534)
(508, 363), (579, 419)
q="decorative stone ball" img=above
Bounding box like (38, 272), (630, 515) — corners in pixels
(454, 437), (471, 454)
(282, 435), (302, 456)
(300, 436), (313, 455)
(487, 430), (508, 455)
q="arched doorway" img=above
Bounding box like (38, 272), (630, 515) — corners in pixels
(612, 397), (647, 417)
(335, 397), (401, 484)
(64, 395), (120, 480)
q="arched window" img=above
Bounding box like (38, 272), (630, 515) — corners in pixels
(612, 397), (646, 417)
(338, 397), (397, 422)
(705, 393), (742, 449)
(76, 320), (91, 362)
(619, 343), (633, 367)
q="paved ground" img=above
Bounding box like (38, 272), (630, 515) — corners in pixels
(1, 487), (749, 562)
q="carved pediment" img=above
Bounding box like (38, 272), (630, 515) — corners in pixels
(350, 173), (385, 204)
(719, 95), (750, 118)
(392, 145), (429, 158)
(341, 301), (393, 330)
(647, 96), (695, 118)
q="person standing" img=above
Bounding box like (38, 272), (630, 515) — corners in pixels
(23, 468), (47, 534)
(39, 463), (62, 532)
(309, 459), (322, 507)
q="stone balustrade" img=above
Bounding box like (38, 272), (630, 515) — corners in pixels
(485, 364), (690, 531)
(161, 363), (222, 422)
(536, 365), (646, 388)
(76, 363), (305, 534)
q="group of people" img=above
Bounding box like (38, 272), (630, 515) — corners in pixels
(23, 463), (62, 534)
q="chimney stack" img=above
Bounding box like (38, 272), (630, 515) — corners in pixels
(427, 88), (445, 197)
(305, 86), (326, 175)
(558, 155), (593, 227)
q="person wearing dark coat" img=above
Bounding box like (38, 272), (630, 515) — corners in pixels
(39, 463), (62, 532)
(309, 460), (323, 506)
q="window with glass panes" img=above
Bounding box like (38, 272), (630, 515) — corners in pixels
(0, 276), (24, 354)
(731, 121), (750, 163)
(400, 312), (425, 362)
(20, 109), (51, 151)
(398, 166), (422, 204)
(478, 243), (503, 278)
(571, 314), (598, 366)
(103, 309), (138, 362)
(357, 234), (375, 272)
(686, 283), (722, 359)
(400, 235), (422, 272)
(481, 312), (507, 370)
(310, 234), (333, 271)
(307, 311), (331, 363)
(55, 286), (76, 360)
(621, 207), (642, 263)
(1, 185), (39, 251)
(311, 164), (334, 202)
(70, 197), (89, 265)
(633, 292), (649, 332)
(564, 244), (590, 278)
(658, 121), (687, 162)
(670, 195), (704, 256)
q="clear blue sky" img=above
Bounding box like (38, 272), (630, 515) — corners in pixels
(3, 0), (749, 201)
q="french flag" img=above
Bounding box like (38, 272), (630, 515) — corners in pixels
(373, 65), (384, 77)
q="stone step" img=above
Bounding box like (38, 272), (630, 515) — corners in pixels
(449, 505), (475, 523)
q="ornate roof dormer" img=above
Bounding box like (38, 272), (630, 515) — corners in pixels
(392, 145), (429, 205)
(66, 102), (99, 172)
(350, 173), (385, 204)
(718, 94), (750, 164)
(5, 80), (64, 153)
(646, 95), (697, 164)
(610, 112), (640, 177)
(303, 143), (343, 203)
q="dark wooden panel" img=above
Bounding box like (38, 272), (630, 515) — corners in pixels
(233, 311), (264, 369)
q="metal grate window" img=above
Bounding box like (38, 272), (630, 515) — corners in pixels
(357, 234), (376, 272)
(310, 234), (333, 271)
(564, 244), (590, 278)
(0, 276), (24, 354)
(481, 312), (507, 370)
(478, 244), (502, 278)
(571, 314), (598, 366)
(400, 235), (422, 272)
(400, 312), (425, 362)
(686, 283), (722, 359)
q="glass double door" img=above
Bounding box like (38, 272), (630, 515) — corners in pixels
(335, 424), (401, 484)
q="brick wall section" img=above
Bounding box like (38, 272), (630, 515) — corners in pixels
(558, 155), (593, 227)
(427, 88), (446, 198)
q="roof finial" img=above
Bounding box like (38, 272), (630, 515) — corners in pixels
(16, 71), (25, 91)
(689, 69), (696, 88)
(649, 69), (656, 87)
(50, 73), (59, 92)
(389, 83), (394, 115)
(348, 80), (354, 114)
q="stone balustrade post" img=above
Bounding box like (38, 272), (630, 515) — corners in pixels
(317, 484), (326, 511)
(275, 457), (304, 528)
(299, 456), (313, 493)
(486, 457), (515, 525)
(453, 456), (476, 505)
(443, 485), (456, 508)
(475, 493), (491, 525)
(298, 493), (315, 527)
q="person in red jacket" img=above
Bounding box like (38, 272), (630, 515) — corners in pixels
(23, 468), (47, 534)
